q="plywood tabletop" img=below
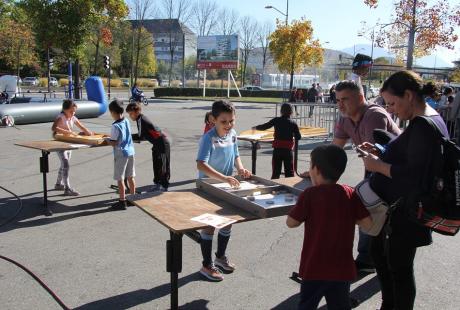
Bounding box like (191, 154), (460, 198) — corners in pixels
(238, 126), (327, 142)
(132, 189), (257, 233)
(15, 140), (108, 152)
(272, 176), (312, 191)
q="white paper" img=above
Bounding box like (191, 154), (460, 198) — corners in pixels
(69, 144), (91, 148)
(191, 213), (237, 229)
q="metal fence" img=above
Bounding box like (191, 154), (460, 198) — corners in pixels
(439, 107), (459, 142)
(276, 102), (339, 140)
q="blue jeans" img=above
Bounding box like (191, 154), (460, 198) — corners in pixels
(299, 280), (351, 310)
(356, 229), (374, 265)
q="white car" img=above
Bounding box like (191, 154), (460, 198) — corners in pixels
(23, 77), (39, 86)
(49, 77), (58, 87)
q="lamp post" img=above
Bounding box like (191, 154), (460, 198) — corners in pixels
(265, 1), (289, 94)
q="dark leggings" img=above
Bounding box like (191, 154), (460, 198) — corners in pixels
(299, 280), (351, 310)
(271, 148), (294, 179)
(371, 230), (417, 310)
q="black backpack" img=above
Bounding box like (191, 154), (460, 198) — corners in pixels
(404, 116), (460, 236)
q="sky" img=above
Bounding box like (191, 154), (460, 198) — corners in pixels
(220, 0), (460, 67)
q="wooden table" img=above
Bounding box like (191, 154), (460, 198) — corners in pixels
(238, 127), (327, 174)
(15, 140), (107, 216)
(131, 177), (311, 310)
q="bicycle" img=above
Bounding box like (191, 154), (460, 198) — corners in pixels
(129, 94), (148, 106)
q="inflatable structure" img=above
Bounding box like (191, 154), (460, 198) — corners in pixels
(0, 76), (107, 125)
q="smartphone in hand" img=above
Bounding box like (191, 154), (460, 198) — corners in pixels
(356, 146), (369, 157)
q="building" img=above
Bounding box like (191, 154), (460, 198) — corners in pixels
(130, 19), (196, 64)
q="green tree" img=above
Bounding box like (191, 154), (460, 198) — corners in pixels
(269, 19), (323, 90)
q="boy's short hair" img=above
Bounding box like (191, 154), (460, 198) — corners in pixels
(311, 144), (347, 182)
(126, 102), (141, 113)
(335, 80), (363, 94)
(280, 103), (293, 117)
(62, 99), (77, 111)
(211, 100), (235, 118)
(109, 99), (124, 114)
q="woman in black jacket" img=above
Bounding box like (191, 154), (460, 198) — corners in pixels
(359, 71), (449, 310)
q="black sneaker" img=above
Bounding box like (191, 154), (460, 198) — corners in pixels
(355, 260), (376, 273)
(109, 200), (127, 211)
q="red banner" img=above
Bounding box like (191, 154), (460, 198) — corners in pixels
(196, 61), (238, 70)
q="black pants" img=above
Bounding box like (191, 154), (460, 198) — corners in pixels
(271, 148), (294, 179)
(152, 143), (170, 189)
(371, 230), (417, 310)
(299, 280), (351, 310)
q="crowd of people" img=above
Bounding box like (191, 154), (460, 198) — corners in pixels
(50, 67), (456, 309)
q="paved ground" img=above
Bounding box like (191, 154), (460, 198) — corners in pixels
(0, 99), (459, 310)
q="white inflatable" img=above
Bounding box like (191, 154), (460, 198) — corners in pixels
(0, 75), (21, 99)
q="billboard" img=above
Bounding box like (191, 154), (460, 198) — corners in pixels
(197, 35), (239, 70)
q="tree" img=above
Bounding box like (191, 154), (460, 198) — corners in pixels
(257, 21), (273, 75)
(160, 0), (193, 86)
(191, 0), (219, 36)
(217, 7), (239, 35)
(239, 16), (258, 86)
(269, 19), (323, 90)
(365, 0), (460, 69)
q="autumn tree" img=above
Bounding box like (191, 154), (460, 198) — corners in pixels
(269, 19), (323, 90)
(365, 0), (460, 69)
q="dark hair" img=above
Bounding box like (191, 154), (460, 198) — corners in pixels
(422, 82), (439, 98)
(126, 102), (141, 113)
(62, 99), (76, 112)
(443, 87), (453, 96)
(448, 95), (454, 104)
(109, 99), (124, 114)
(204, 111), (212, 123)
(310, 144), (347, 182)
(211, 100), (235, 118)
(280, 103), (293, 117)
(380, 70), (424, 101)
(335, 80), (363, 94)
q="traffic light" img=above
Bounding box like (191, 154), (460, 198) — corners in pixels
(48, 58), (54, 69)
(103, 55), (110, 69)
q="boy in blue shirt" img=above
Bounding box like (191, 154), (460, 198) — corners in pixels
(106, 99), (136, 210)
(196, 100), (251, 281)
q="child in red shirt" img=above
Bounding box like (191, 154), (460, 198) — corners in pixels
(203, 111), (214, 134)
(287, 144), (372, 310)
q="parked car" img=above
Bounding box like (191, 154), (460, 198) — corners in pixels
(49, 77), (58, 87)
(243, 85), (265, 91)
(120, 78), (130, 87)
(22, 77), (39, 86)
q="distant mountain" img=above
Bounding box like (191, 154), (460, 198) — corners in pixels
(340, 44), (454, 68)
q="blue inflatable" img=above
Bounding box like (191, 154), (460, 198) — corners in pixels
(0, 76), (108, 125)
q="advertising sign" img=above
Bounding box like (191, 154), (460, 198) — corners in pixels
(197, 35), (239, 70)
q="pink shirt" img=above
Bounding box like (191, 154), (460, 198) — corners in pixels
(334, 104), (400, 145)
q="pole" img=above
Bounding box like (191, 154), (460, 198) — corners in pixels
(68, 60), (73, 99)
(47, 47), (51, 93)
(203, 69), (206, 97)
(182, 33), (186, 89)
(227, 70), (230, 98)
(286, 0), (289, 26)
(368, 28), (374, 91)
(108, 67), (111, 99)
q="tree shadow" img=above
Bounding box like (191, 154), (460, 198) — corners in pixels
(73, 272), (205, 310)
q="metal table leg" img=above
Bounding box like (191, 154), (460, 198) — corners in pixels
(167, 231), (183, 310)
(40, 151), (52, 216)
(251, 141), (259, 175)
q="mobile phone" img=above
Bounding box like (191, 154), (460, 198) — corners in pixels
(356, 146), (368, 157)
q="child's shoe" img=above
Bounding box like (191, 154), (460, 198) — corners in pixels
(109, 200), (127, 211)
(160, 186), (168, 192)
(54, 184), (65, 190)
(199, 264), (224, 282)
(64, 188), (80, 196)
(214, 255), (236, 273)
(151, 184), (161, 192)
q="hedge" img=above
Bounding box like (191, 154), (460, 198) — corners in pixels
(155, 87), (287, 98)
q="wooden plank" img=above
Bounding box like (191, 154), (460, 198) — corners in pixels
(15, 140), (92, 152)
(272, 176), (312, 191)
(54, 133), (109, 146)
(132, 189), (257, 233)
(238, 126), (327, 142)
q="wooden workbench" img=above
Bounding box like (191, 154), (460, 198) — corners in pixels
(15, 140), (108, 215)
(131, 176), (311, 310)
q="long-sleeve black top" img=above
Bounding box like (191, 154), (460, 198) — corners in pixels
(255, 116), (301, 149)
(133, 114), (169, 152)
(370, 116), (447, 247)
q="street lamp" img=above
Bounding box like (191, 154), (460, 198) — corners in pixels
(265, 0), (289, 26)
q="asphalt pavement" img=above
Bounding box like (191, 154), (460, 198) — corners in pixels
(0, 99), (459, 309)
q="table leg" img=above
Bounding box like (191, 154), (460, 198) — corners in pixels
(167, 231), (183, 310)
(40, 151), (52, 216)
(251, 141), (258, 175)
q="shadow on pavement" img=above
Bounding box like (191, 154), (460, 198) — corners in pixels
(181, 105), (268, 111)
(73, 273), (204, 310)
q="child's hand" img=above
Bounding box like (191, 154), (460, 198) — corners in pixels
(299, 170), (310, 178)
(238, 168), (251, 179)
(225, 176), (240, 188)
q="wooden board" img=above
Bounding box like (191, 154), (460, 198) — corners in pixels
(238, 126), (327, 142)
(131, 189), (257, 233)
(272, 176), (312, 191)
(15, 140), (93, 152)
(54, 133), (109, 146)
